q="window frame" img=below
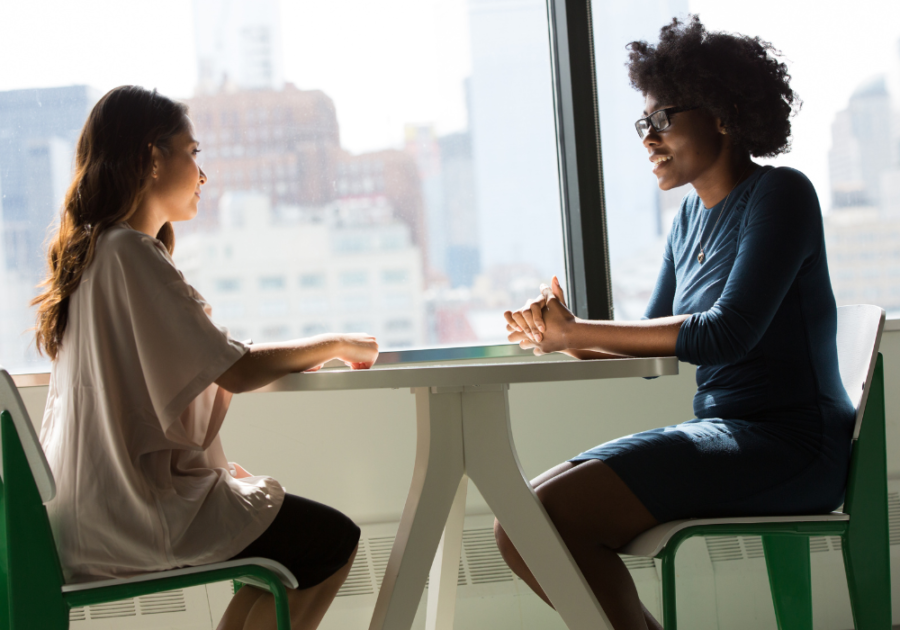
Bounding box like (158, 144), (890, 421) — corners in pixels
(547, 0), (613, 321)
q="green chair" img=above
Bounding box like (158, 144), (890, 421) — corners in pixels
(620, 304), (891, 629)
(0, 366), (296, 629)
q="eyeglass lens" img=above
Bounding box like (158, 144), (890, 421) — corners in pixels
(635, 110), (672, 140)
(649, 110), (670, 131)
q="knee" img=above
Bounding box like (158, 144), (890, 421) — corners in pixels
(493, 518), (520, 566)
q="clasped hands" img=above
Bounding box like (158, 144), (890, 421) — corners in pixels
(503, 275), (576, 355)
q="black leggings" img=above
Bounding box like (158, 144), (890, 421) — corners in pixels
(229, 493), (360, 590)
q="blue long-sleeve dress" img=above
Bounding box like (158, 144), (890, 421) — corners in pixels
(571, 166), (855, 522)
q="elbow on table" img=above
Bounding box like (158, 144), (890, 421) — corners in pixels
(215, 371), (245, 394)
(216, 356), (255, 394)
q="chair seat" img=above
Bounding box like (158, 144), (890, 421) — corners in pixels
(620, 512), (850, 558)
(61, 557), (298, 593)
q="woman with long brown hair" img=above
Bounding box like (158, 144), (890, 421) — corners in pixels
(36, 85), (378, 630)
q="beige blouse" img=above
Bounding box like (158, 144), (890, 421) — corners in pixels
(39, 223), (284, 582)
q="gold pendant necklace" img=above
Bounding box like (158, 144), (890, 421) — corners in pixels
(698, 165), (752, 264)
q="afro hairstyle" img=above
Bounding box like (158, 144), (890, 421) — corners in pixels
(627, 15), (801, 158)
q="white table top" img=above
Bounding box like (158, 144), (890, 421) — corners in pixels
(251, 356), (679, 393)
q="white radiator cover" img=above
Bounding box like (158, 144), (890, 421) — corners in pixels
(68, 484), (900, 630)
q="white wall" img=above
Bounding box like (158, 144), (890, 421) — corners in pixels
(16, 327), (900, 629)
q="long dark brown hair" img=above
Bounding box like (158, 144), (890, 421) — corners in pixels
(33, 86), (189, 360)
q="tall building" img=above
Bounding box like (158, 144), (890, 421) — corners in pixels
(187, 85), (342, 227)
(174, 192), (426, 348)
(883, 38), (900, 218)
(0, 85), (100, 281)
(336, 149), (429, 259)
(825, 69), (900, 317)
(404, 126), (445, 277)
(829, 76), (893, 209)
(403, 125), (480, 286)
(193, 0), (284, 94)
(440, 131), (480, 287)
(187, 85), (433, 257)
(824, 208), (900, 316)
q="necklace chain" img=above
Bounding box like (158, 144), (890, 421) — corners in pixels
(698, 165), (752, 264)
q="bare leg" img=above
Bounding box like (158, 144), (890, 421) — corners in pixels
(494, 461), (662, 630)
(217, 586), (267, 630)
(216, 544), (359, 630)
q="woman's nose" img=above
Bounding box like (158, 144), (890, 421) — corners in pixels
(642, 130), (660, 150)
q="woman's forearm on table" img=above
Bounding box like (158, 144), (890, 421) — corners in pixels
(217, 335), (343, 393)
(560, 348), (627, 360)
(564, 315), (689, 357)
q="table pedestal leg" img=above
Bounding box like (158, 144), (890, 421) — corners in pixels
(461, 385), (613, 630)
(369, 388), (466, 630)
(425, 475), (467, 630)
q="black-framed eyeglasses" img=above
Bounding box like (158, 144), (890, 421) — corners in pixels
(634, 106), (699, 140)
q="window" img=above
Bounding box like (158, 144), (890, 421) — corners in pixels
(258, 299), (289, 317)
(259, 276), (286, 291)
(259, 325), (290, 342)
(343, 321), (372, 333)
(5, 1), (896, 376)
(297, 297), (329, 314)
(383, 293), (413, 310)
(216, 302), (245, 320)
(385, 319), (413, 332)
(299, 273), (326, 289)
(215, 278), (242, 293)
(1, 0), (596, 371)
(339, 270), (368, 288)
(382, 269), (408, 284)
(592, 0), (900, 320)
(302, 323), (329, 336)
(340, 294), (371, 311)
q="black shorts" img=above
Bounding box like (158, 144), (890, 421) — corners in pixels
(229, 493), (361, 590)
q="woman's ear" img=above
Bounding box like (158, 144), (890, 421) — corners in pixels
(718, 104), (739, 136)
(149, 144), (162, 179)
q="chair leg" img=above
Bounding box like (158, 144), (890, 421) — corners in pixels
(761, 535), (812, 630)
(660, 549), (677, 630)
(8, 594), (69, 630)
(269, 581), (292, 630)
(843, 529), (892, 630)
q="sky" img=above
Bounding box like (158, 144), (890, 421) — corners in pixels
(689, 0), (900, 212)
(0, 0), (472, 155)
(0, 0), (898, 211)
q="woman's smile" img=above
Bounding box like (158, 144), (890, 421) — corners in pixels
(651, 154), (673, 174)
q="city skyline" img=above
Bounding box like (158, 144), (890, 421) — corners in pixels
(1, 0), (898, 372)
(4, 0), (897, 197)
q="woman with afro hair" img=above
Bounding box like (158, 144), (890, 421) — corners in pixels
(498, 15), (854, 629)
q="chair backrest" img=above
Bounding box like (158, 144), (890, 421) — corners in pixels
(0, 367), (55, 503)
(835, 305), (886, 440)
(1, 366), (70, 628)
